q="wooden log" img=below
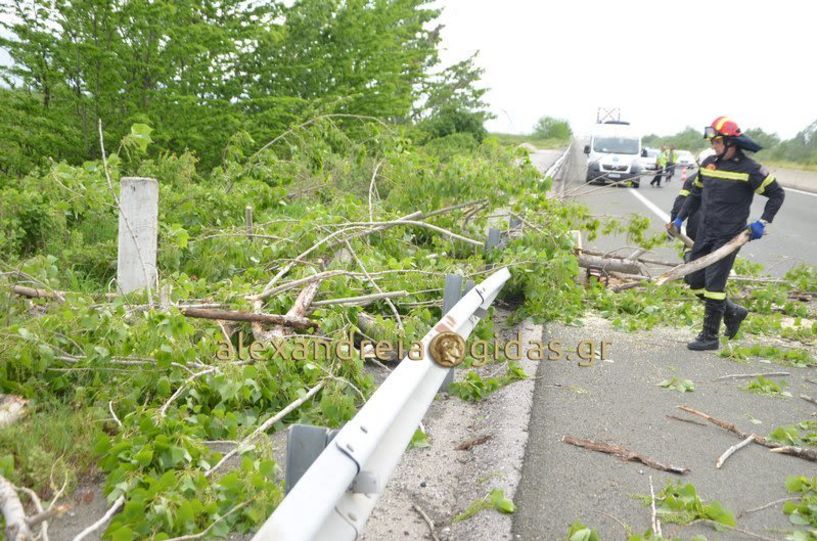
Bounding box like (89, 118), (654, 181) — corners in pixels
(180, 307), (317, 331)
(0, 475), (32, 541)
(655, 231), (750, 286)
(577, 254), (643, 275)
(579, 249), (678, 268)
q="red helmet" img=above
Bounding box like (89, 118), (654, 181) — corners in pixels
(704, 116), (742, 139)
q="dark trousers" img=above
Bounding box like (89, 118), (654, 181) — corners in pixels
(684, 234), (740, 309)
(665, 163), (676, 180)
(650, 169), (664, 186)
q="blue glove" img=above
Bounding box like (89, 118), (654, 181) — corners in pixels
(672, 217), (684, 231)
(748, 219), (767, 240)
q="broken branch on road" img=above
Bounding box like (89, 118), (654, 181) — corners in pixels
(561, 435), (690, 475)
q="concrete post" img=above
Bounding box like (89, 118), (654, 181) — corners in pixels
(117, 177), (158, 294)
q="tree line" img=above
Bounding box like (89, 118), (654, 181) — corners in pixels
(0, 0), (491, 175)
(644, 120), (817, 166)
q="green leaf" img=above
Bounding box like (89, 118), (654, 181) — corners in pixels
(488, 488), (515, 514)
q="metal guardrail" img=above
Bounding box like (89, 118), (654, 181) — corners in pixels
(251, 266), (511, 541)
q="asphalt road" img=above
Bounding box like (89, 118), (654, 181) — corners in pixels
(554, 140), (817, 276)
(514, 143), (817, 540)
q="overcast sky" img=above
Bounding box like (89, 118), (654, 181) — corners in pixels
(434, 0), (817, 139)
(3, 1), (815, 139)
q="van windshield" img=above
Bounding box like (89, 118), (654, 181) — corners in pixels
(593, 137), (639, 155)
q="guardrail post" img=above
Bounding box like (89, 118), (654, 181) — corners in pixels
(508, 215), (522, 231)
(285, 424), (340, 494)
(439, 274), (468, 393)
(485, 227), (502, 252)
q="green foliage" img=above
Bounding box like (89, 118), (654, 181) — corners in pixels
(448, 363), (527, 402)
(453, 488), (515, 522)
(769, 421), (817, 447)
(532, 116), (572, 142)
(641, 482), (735, 528)
(744, 376), (791, 398)
(784, 475), (817, 538)
(719, 344), (815, 368)
(566, 521), (601, 541)
(657, 377), (695, 393)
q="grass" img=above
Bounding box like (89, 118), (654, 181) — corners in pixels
(763, 159), (817, 172)
(0, 403), (104, 496)
(489, 132), (570, 150)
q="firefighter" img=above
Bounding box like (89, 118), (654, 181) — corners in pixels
(665, 145), (677, 181)
(669, 116), (785, 351)
(669, 148), (715, 260)
(651, 146), (667, 187)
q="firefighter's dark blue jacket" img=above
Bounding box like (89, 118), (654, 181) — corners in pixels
(678, 151), (785, 239)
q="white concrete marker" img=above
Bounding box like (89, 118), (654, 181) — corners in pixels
(117, 177), (158, 294)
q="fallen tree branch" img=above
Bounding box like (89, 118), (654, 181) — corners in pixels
(1, 475), (32, 541)
(769, 446), (817, 461)
(656, 231), (750, 286)
(159, 367), (218, 418)
(72, 495), (125, 541)
(577, 254), (643, 275)
(343, 239), (404, 331)
(716, 434), (755, 469)
(649, 476), (662, 538)
(108, 401), (122, 428)
(800, 394), (817, 407)
(164, 501), (249, 541)
(561, 435), (690, 474)
(666, 222), (694, 249)
(311, 290), (408, 308)
(251, 211), (423, 300)
(739, 497), (799, 517)
(180, 307), (317, 331)
(677, 405), (817, 462)
(579, 249), (679, 268)
(665, 414), (707, 427)
(205, 381), (324, 477)
(714, 371), (790, 381)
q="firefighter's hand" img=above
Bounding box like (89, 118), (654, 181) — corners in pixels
(671, 217), (684, 232)
(748, 219), (767, 240)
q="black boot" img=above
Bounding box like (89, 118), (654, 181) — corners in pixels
(723, 298), (748, 339)
(688, 301), (723, 351)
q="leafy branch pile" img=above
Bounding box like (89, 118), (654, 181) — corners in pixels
(0, 112), (598, 538)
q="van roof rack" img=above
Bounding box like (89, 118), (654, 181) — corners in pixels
(602, 120), (630, 125)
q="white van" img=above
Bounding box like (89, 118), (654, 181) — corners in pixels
(583, 121), (643, 188)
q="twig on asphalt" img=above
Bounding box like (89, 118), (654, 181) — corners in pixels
(714, 371), (789, 381)
(561, 435), (690, 475)
(715, 434), (755, 469)
(677, 405), (817, 462)
(412, 503), (440, 541)
(666, 414), (707, 427)
(649, 475), (662, 538)
(800, 394), (817, 407)
(739, 497), (799, 517)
